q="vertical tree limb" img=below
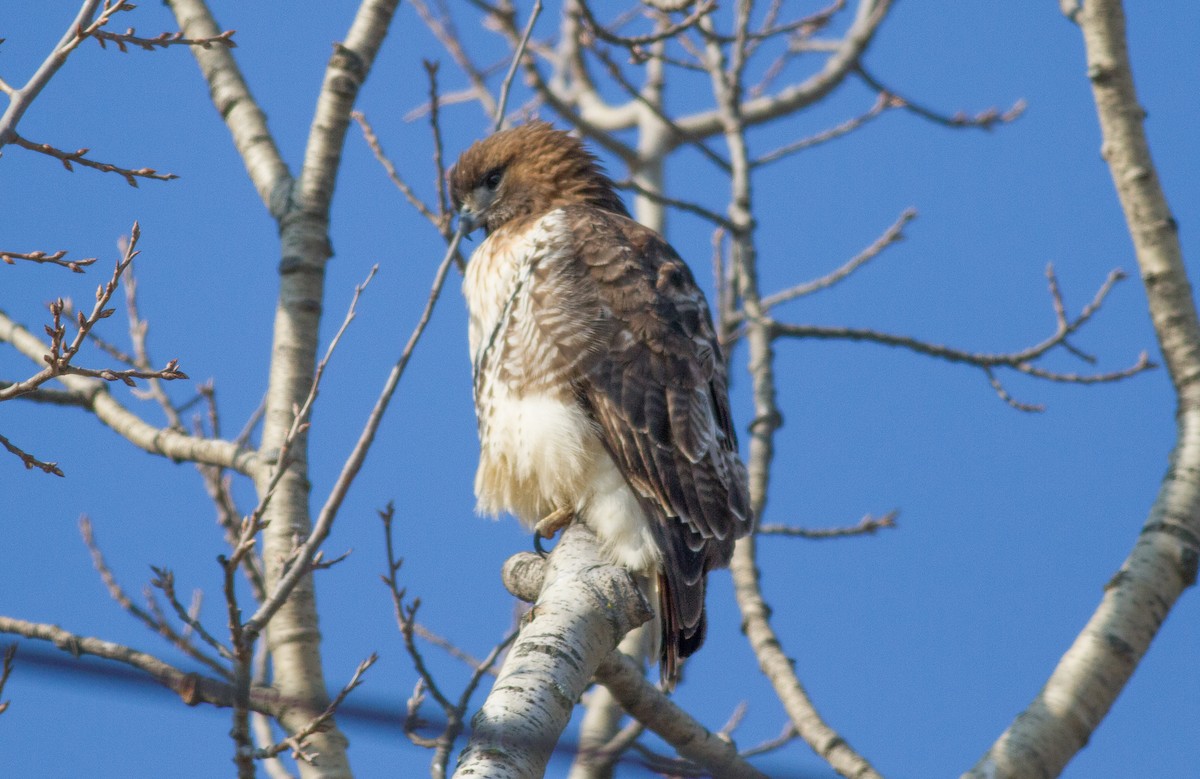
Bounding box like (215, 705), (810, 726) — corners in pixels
(700, 8), (883, 777)
(251, 3), (400, 778)
(964, 2), (1200, 777)
(167, 2), (401, 776)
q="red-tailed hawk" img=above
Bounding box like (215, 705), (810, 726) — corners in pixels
(451, 121), (752, 684)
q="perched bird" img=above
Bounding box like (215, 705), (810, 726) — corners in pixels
(450, 121), (752, 684)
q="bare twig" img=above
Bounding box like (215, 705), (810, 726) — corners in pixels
(759, 208), (916, 311)
(0, 224), (188, 404)
(0, 616), (277, 713)
(757, 510), (898, 539)
(10, 133), (178, 186)
(352, 111), (442, 228)
(614, 179), (733, 229)
(409, 0), (498, 119)
(89, 27), (236, 53)
(855, 65), (1026, 131)
(575, 0), (715, 48)
(739, 723), (800, 759)
(426, 61), (452, 225)
(493, 0), (543, 132)
(0, 644), (15, 715)
(0, 249), (97, 273)
(381, 503), (515, 778)
(80, 516), (229, 676)
(255, 655), (378, 764)
(752, 92), (899, 167)
(0, 431), (63, 476)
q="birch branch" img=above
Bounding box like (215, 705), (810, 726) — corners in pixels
(965, 2), (1200, 775)
(453, 524), (653, 779)
(165, 0), (292, 216)
(0, 310), (256, 474)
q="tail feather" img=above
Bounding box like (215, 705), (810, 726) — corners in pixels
(657, 569), (707, 688)
(652, 517), (712, 688)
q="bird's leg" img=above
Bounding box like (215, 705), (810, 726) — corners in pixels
(533, 506), (574, 556)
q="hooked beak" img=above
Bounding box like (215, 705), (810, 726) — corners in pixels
(458, 206), (481, 238)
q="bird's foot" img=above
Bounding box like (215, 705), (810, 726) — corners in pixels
(533, 507), (574, 557)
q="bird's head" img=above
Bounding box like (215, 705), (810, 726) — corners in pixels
(449, 121), (628, 237)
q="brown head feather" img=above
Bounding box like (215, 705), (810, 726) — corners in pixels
(450, 121), (628, 235)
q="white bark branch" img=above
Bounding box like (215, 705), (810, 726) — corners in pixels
(965, 2), (1200, 776)
(0, 309), (257, 475)
(166, 0), (292, 216)
(673, 0), (892, 143)
(454, 524), (653, 779)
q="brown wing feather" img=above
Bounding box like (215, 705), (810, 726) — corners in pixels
(558, 206), (752, 682)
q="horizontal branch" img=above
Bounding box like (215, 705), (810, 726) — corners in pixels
(768, 265), (1152, 409)
(856, 65), (1026, 130)
(0, 309), (258, 475)
(758, 510), (898, 539)
(1, 249), (97, 273)
(11, 134), (178, 186)
(89, 26), (236, 53)
(0, 616), (278, 714)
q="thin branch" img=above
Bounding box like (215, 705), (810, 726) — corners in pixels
(381, 503), (515, 778)
(770, 321), (1152, 382)
(10, 133), (178, 186)
(0, 431), (63, 476)
(0, 644), (15, 715)
(588, 40), (731, 172)
(79, 516), (230, 676)
(242, 262), (390, 640)
(88, 26), (236, 53)
(0, 224), (187, 404)
(0, 0), (105, 147)
(409, 0), (498, 120)
(0, 249), (97, 273)
(759, 207), (916, 311)
(426, 61), (452, 225)
(757, 510), (898, 539)
(614, 178), (733, 229)
(855, 65), (1026, 131)
(575, 0), (715, 48)
(751, 91), (899, 168)
(352, 111), (442, 228)
(739, 723), (800, 759)
(147, 566), (233, 664)
(121, 254), (186, 431)
(493, 0), (543, 132)
(0, 616), (278, 714)
(255, 655), (378, 765)
(593, 651), (769, 779)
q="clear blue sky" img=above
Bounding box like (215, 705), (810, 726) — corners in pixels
(2, 2), (1198, 777)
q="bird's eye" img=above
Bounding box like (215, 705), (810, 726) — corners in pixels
(484, 169), (503, 191)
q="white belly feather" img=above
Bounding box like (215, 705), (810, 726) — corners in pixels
(463, 211), (660, 574)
